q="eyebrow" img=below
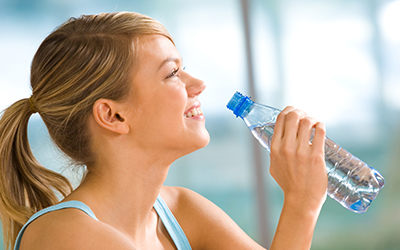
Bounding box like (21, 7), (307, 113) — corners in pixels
(157, 57), (182, 72)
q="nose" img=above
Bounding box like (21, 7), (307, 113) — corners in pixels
(185, 72), (206, 97)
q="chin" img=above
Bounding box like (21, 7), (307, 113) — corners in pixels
(185, 130), (210, 155)
(198, 128), (210, 148)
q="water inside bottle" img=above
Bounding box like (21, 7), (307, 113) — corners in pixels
(324, 141), (385, 213)
(250, 123), (275, 151)
(249, 123), (385, 213)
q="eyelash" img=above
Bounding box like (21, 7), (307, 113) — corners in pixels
(167, 66), (186, 78)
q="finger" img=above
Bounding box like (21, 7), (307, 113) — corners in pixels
(311, 122), (326, 155)
(272, 106), (296, 144)
(297, 116), (318, 147)
(282, 109), (308, 142)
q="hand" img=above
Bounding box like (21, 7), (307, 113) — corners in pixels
(270, 106), (327, 212)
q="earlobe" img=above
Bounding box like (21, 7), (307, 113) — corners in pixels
(93, 99), (129, 134)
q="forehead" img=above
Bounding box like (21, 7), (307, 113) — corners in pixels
(135, 35), (180, 67)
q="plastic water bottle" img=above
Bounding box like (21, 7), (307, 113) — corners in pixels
(227, 91), (385, 213)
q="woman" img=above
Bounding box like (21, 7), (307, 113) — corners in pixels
(0, 12), (327, 250)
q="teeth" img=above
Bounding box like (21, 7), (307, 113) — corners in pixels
(184, 108), (203, 118)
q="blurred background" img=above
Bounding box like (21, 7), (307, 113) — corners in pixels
(1, 0), (400, 249)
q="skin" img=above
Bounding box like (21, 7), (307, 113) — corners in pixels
(19, 35), (327, 250)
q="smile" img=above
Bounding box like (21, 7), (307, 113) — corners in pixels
(184, 107), (203, 118)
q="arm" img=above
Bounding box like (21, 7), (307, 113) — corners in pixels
(269, 107), (327, 250)
(163, 186), (266, 250)
(167, 107), (327, 250)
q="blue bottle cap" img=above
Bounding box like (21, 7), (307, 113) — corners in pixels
(226, 91), (254, 118)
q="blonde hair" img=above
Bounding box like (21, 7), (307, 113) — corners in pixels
(0, 12), (173, 250)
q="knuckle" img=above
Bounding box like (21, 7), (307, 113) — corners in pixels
(270, 143), (278, 155)
(286, 111), (300, 120)
(301, 116), (319, 128)
(277, 106), (297, 120)
(296, 148), (309, 160)
(296, 109), (307, 117)
(286, 109), (307, 122)
(282, 106), (295, 112)
(276, 111), (286, 121)
(282, 143), (294, 156)
(270, 146), (283, 161)
(311, 150), (325, 164)
(301, 117), (313, 127)
(316, 122), (327, 134)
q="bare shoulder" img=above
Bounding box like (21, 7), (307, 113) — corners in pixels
(160, 186), (264, 250)
(160, 185), (204, 210)
(20, 206), (135, 250)
(160, 186), (220, 220)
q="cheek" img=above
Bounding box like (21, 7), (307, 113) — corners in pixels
(158, 86), (187, 115)
(132, 82), (188, 129)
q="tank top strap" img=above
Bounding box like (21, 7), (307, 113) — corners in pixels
(14, 201), (98, 250)
(153, 195), (192, 250)
(14, 198), (191, 250)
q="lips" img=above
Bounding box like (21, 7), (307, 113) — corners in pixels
(184, 107), (203, 118)
(184, 103), (203, 118)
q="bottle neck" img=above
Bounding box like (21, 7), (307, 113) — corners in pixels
(242, 103), (281, 127)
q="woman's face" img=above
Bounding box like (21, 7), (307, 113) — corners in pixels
(124, 35), (209, 157)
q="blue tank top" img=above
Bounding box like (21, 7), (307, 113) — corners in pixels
(14, 195), (192, 250)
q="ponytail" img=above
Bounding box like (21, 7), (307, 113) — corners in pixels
(0, 98), (73, 250)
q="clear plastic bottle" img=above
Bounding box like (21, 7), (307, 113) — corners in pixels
(227, 91), (385, 213)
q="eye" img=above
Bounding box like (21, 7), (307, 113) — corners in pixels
(166, 66), (186, 79)
(167, 68), (180, 78)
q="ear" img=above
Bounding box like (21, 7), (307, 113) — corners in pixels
(92, 99), (129, 135)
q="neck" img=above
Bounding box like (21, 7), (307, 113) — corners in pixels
(66, 146), (174, 242)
